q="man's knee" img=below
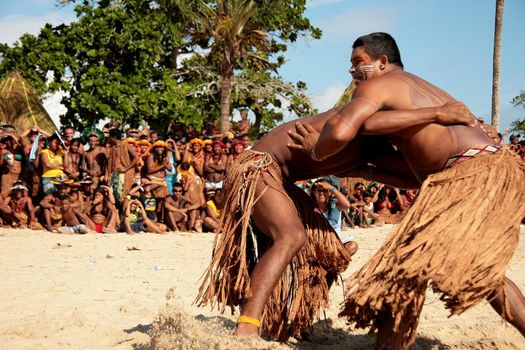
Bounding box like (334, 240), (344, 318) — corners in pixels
(279, 229), (307, 252)
(344, 241), (358, 256)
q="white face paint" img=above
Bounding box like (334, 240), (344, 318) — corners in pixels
(349, 63), (375, 81)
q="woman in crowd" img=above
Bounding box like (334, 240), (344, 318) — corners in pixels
(40, 134), (66, 195)
(183, 139), (205, 177)
(165, 138), (181, 195)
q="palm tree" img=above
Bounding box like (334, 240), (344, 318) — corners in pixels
(164, 0), (272, 132)
(491, 0), (504, 130)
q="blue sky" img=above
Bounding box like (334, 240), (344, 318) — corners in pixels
(1, 0), (524, 134)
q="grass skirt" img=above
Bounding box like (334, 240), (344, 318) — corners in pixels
(196, 150), (351, 340)
(340, 150), (525, 348)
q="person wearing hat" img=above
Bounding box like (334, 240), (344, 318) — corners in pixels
(0, 133), (25, 197)
(83, 133), (108, 191)
(0, 181), (42, 229)
(146, 141), (172, 200)
(226, 139), (247, 170)
(183, 138), (205, 177)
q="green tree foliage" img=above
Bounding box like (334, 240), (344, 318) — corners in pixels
(510, 90), (525, 133)
(0, 0), (318, 134)
(157, 0), (320, 132)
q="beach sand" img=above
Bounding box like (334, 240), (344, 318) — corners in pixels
(0, 225), (523, 349)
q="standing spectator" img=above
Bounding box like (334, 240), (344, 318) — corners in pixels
(0, 134), (24, 197)
(165, 139), (181, 195)
(236, 109), (251, 136)
(40, 135), (66, 195)
(146, 141), (172, 200)
(226, 140), (247, 170)
(183, 139), (205, 177)
(204, 141), (227, 190)
(63, 138), (83, 181)
(83, 133), (108, 191)
(108, 128), (138, 203)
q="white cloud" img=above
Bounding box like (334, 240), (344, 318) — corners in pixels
(311, 81), (346, 112)
(318, 5), (400, 41)
(0, 11), (75, 45)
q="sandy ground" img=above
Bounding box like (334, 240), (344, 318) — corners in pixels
(0, 225), (524, 350)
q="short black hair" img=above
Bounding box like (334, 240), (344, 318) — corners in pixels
(109, 128), (122, 139)
(352, 32), (404, 68)
(173, 182), (183, 188)
(363, 190), (373, 199)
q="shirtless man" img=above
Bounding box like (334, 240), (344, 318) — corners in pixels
(203, 141), (227, 190)
(236, 109), (251, 136)
(197, 93), (478, 339)
(164, 182), (199, 231)
(56, 195), (90, 234)
(83, 134), (108, 190)
(290, 32), (525, 349)
(108, 129), (138, 203)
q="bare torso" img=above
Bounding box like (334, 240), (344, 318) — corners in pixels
(374, 71), (492, 180)
(252, 111), (375, 181)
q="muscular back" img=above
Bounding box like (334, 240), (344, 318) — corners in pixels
(366, 70), (492, 180)
(253, 111), (373, 181)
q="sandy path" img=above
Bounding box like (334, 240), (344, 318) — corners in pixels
(0, 226), (523, 349)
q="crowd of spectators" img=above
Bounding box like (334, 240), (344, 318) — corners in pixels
(0, 117), (252, 234)
(0, 116), (521, 235)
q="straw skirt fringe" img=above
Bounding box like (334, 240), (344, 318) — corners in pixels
(196, 151), (351, 340)
(340, 150), (525, 348)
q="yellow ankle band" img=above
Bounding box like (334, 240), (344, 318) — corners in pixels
(237, 315), (260, 328)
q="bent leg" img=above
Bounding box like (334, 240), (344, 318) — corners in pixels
(235, 175), (307, 336)
(489, 277), (525, 336)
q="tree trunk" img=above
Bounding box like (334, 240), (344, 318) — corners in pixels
(491, 0), (504, 130)
(220, 73), (232, 133)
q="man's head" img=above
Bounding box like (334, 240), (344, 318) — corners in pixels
(88, 134), (100, 148)
(70, 138), (81, 153)
(109, 128), (122, 144)
(350, 32), (403, 84)
(172, 182), (184, 198)
(63, 127), (75, 141)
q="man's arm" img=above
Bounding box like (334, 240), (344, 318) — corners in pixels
(361, 101), (475, 135)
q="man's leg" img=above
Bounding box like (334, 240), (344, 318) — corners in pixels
(489, 277), (525, 336)
(235, 176), (307, 336)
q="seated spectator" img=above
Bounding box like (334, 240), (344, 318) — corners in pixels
(129, 178), (168, 232)
(361, 190), (383, 227)
(164, 182), (199, 231)
(84, 188), (119, 233)
(121, 198), (166, 234)
(39, 183), (70, 231)
(56, 194), (90, 234)
(0, 181), (41, 229)
(202, 189), (220, 232)
(311, 178), (357, 256)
